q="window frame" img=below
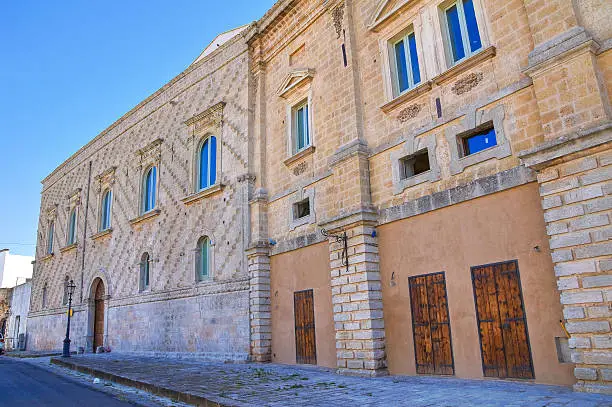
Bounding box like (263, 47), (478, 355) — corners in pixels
(389, 28), (422, 97)
(46, 221), (54, 255)
(99, 189), (113, 232)
(459, 126), (498, 157)
(399, 148), (431, 180)
(141, 165), (157, 215)
(440, 0), (484, 67)
(196, 236), (212, 282)
(67, 207), (77, 246)
(197, 135), (218, 191)
(292, 99), (311, 154)
(289, 188), (316, 230)
(139, 252), (151, 292)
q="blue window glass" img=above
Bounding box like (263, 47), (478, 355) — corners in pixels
(295, 104), (309, 152)
(209, 136), (217, 186)
(47, 222), (54, 254)
(446, 5), (465, 62)
(198, 136), (217, 190)
(199, 139), (209, 190)
(143, 166), (156, 213)
(407, 33), (421, 85)
(463, 0), (482, 52)
(68, 209), (76, 245)
(463, 128), (497, 156)
(394, 39), (409, 93)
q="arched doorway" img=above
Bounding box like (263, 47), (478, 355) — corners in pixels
(92, 279), (105, 350)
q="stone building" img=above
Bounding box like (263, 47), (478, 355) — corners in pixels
(30, 0), (611, 394)
(28, 25), (254, 359)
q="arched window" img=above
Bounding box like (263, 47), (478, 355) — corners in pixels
(139, 252), (150, 292)
(62, 276), (70, 305)
(196, 237), (211, 281)
(67, 208), (77, 245)
(42, 283), (48, 309)
(198, 136), (217, 190)
(47, 222), (54, 255)
(142, 166), (157, 213)
(100, 190), (112, 231)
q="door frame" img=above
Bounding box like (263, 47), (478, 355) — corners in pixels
(408, 271), (456, 375)
(87, 276), (109, 352)
(470, 259), (535, 379)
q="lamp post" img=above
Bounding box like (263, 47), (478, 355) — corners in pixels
(62, 279), (77, 358)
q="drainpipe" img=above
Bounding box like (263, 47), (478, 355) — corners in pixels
(80, 161), (92, 303)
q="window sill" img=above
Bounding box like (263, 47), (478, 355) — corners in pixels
(380, 81), (433, 113)
(129, 209), (161, 226)
(432, 46), (496, 85)
(60, 243), (77, 253)
(91, 228), (113, 241)
(40, 253), (54, 262)
(284, 145), (315, 167)
(181, 184), (224, 205)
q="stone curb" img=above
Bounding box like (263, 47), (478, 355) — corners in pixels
(3, 351), (63, 359)
(51, 357), (232, 407)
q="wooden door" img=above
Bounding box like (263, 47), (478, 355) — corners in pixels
(93, 282), (105, 350)
(294, 289), (316, 365)
(472, 260), (534, 379)
(409, 272), (454, 375)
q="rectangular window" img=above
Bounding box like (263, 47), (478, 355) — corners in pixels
(461, 127), (497, 156)
(400, 149), (430, 179)
(391, 30), (421, 96)
(293, 198), (310, 220)
(443, 0), (482, 64)
(293, 101), (310, 153)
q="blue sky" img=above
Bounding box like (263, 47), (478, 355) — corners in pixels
(0, 0), (275, 256)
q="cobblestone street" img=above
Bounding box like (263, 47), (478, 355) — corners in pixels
(51, 354), (612, 406)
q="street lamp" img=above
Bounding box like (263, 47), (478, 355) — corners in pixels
(62, 279), (77, 358)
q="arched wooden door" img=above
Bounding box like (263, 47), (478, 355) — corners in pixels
(93, 281), (105, 350)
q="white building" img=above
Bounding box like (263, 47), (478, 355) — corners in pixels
(5, 280), (32, 350)
(0, 249), (34, 288)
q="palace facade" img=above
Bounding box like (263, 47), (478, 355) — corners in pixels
(30, 0), (612, 393)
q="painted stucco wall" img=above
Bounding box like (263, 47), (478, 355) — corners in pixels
(270, 242), (335, 368)
(0, 250), (33, 288)
(378, 183), (574, 386)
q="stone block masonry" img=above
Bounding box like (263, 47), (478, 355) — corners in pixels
(523, 142), (612, 393)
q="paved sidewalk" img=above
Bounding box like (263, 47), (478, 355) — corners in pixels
(52, 354), (612, 407)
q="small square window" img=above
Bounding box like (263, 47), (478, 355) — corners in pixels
(400, 149), (430, 180)
(460, 127), (497, 157)
(292, 100), (310, 153)
(293, 198), (310, 220)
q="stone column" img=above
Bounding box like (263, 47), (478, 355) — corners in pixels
(520, 129), (612, 394)
(323, 213), (387, 377)
(247, 243), (272, 362)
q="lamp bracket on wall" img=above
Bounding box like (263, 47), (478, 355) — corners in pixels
(321, 228), (349, 273)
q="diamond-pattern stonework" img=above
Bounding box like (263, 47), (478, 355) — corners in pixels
(28, 31), (252, 358)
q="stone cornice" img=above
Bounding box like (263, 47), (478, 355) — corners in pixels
(525, 26), (599, 75)
(378, 166), (536, 225)
(91, 228), (113, 241)
(318, 208), (379, 231)
(184, 102), (225, 127)
(328, 139), (370, 167)
(129, 209), (162, 226)
(181, 184), (224, 205)
(518, 121), (612, 170)
(368, 0), (419, 32)
(283, 145), (315, 167)
(432, 46), (496, 85)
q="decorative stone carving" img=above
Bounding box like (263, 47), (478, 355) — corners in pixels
(397, 104), (422, 123)
(332, 3), (345, 39)
(451, 72), (484, 95)
(292, 161), (308, 176)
